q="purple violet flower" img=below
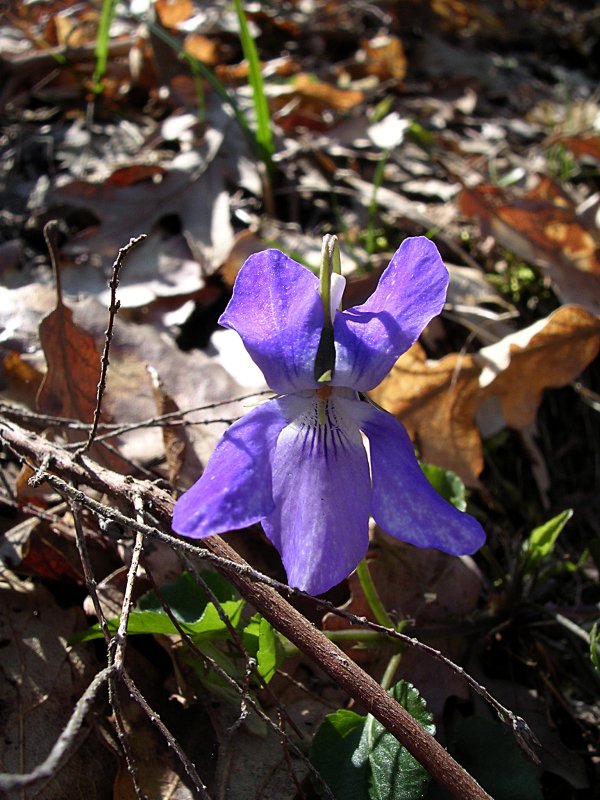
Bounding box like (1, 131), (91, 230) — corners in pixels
(172, 236), (485, 595)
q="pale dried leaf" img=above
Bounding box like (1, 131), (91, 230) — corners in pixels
(371, 305), (600, 484)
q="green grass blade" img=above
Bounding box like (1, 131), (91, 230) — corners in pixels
(141, 15), (257, 151)
(93, 0), (119, 94)
(232, 0), (275, 171)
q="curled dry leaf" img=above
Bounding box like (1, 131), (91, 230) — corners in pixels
(37, 297), (100, 423)
(370, 305), (600, 484)
(560, 136), (600, 163)
(268, 73), (364, 131)
(36, 292), (130, 473)
(148, 364), (203, 491)
(459, 177), (600, 313)
(360, 34), (407, 81)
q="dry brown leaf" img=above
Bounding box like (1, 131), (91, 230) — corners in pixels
(54, 8), (98, 47)
(269, 73), (364, 131)
(155, 0), (194, 30)
(475, 304), (600, 430)
(2, 351), (44, 406)
(148, 365), (203, 491)
(371, 305), (600, 484)
(359, 35), (407, 82)
(36, 292), (130, 473)
(561, 136), (600, 162)
(371, 343), (483, 484)
(37, 297), (101, 423)
(215, 55), (298, 84)
(183, 33), (221, 66)
(459, 178), (600, 313)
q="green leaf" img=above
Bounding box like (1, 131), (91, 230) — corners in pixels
(71, 571), (243, 644)
(242, 614), (286, 683)
(522, 509), (573, 573)
(421, 463), (467, 512)
(310, 709), (370, 799)
(438, 718), (542, 800)
(137, 570), (238, 621)
(310, 682), (433, 800)
(359, 682), (434, 800)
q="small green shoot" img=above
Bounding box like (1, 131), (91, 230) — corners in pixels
(365, 153), (390, 259)
(232, 0), (275, 173)
(421, 462), (468, 512)
(93, 0), (119, 94)
(520, 508), (573, 577)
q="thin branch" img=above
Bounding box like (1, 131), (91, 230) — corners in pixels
(0, 665), (115, 791)
(68, 495), (145, 799)
(77, 234), (147, 455)
(0, 390), (271, 435)
(43, 220), (63, 308)
(120, 670), (212, 799)
(112, 501), (144, 671)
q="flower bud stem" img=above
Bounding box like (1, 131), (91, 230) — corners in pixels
(314, 234), (341, 385)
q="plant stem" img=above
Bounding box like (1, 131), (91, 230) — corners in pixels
(356, 557), (396, 630)
(380, 651), (403, 692)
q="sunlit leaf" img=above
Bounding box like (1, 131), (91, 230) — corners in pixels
(310, 682), (433, 800)
(521, 509), (573, 574)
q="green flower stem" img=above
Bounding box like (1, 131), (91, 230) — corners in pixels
(356, 558), (396, 630)
(319, 234), (337, 327)
(314, 234), (339, 385)
(279, 627), (390, 658)
(380, 650), (403, 691)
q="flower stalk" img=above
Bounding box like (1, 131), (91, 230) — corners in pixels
(314, 234), (340, 385)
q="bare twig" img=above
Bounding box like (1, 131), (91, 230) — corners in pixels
(43, 221), (64, 308)
(77, 234), (147, 455)
(143, 561), (334, 799)
(121, 670), (212, 798)
(68, 495), (145, 799)
(0, 665), (116, 792)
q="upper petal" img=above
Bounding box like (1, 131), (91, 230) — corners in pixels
(219, 250), (322, 394)
(357, 402), (486, 554)
(332, 237), (448, 391)
(172, 398), (289, 538)
(262, 393), (371, 594)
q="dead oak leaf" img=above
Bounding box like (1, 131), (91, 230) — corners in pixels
(371, 343), (483, 484)
(459, 178), (600, 313)
(268, 73), (364, 131)
(36, 293), (129, 472)
(475, 303), (600, 431)
(371, 305), (600, 484)
(37, 297), (100, 423)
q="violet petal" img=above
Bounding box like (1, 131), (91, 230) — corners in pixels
(358, 402), (486, 554)
(262, 394), (371, 594)
(172, 398), (289, 538)
(332, 237), (448, 391)
(219, 250), (323, 394)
